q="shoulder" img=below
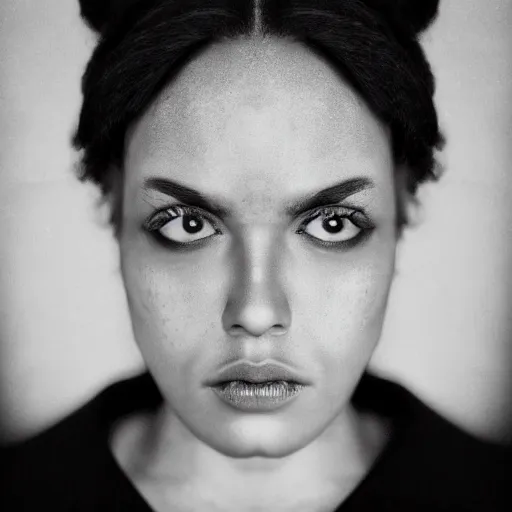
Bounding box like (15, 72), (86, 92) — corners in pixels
(0, 372), (159, 511)
(354, 373), (512, 511)
(388, 415), (510, 511)
(1, 390), (107, 510)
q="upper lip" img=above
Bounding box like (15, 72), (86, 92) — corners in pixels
(206, 361), (310, 387)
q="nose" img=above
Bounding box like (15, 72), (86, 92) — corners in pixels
(222, 229), (291, 338)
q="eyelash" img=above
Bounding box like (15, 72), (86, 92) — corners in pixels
(144, 205), (221, 249)
(296, 206), (373, 248)
(145, 205), (220, 231)
(144, 204), (373, 249)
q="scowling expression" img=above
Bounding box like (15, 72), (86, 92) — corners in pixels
(118, 37), (399, 459)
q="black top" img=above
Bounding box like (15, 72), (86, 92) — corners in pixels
(1, 372), (510, 511)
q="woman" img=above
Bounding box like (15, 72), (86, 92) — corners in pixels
(1, 0), (510, 510)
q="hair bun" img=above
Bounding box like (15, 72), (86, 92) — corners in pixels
(78, 0), (143, 33)
(79, 0), (440, 36)
(363, 0), (441, 35)
(78, 0), (112, 33)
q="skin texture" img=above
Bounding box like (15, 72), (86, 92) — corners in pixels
(114, 36), (400, 510)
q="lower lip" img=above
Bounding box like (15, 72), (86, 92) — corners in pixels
(211, 380), (305, 411)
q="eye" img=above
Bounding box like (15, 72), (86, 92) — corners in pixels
(297, 207), (369, 246)
(146, 206), (220, 245)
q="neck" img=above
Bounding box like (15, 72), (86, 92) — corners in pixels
(112, 401), (390, 509)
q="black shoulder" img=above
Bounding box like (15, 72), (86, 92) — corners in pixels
(354, 373), (512, 511)
(1, 396), (106, 510)
(383, 382), (512, 510)
(412, 424), (512, 511)
(0, 372), (159, 511)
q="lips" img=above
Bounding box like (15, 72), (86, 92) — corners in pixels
(205, 361), (310, 387)
(206, 361), (310, 411)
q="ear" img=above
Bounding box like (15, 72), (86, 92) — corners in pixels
(363, 0), (441, 35)
(78, 0), (140, 33)
(103, 164), (125, 238)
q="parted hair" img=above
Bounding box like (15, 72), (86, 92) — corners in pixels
(74, 0), (444, 232)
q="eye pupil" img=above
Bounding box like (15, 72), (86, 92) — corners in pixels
(322, 214), (344, 234)
(183, 214), (203, 234)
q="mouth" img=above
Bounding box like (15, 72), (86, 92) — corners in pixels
(206, 361), (310, 411)
(206, 361), (310, 387)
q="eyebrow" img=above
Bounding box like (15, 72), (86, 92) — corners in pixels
(285, 177), (374, 216)
(143, 177), (230, 217)
(143, 176), (374, 217)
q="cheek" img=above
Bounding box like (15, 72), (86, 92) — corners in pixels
(120, 244), (229, 371)
(290, 246), (395, 375)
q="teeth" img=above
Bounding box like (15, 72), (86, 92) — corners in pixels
(221, 380), (300, 399)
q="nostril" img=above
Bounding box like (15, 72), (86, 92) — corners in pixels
(270, 324), (287, 336)
(228, 323), (288, 337)
(228, 324), (249, 337)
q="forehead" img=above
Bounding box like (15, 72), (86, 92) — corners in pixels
(125, 36), (392, 201)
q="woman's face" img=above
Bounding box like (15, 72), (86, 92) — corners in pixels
(119, 37), (399, 458)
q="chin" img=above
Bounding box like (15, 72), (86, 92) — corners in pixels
(198, 415), (321, 459)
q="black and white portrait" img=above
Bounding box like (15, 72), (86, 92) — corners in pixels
(1, 1), (511, 510)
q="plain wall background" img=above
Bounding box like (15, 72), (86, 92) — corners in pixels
(0, 0), (511, 444)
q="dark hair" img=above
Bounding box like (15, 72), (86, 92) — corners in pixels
(73, 0), (444, 234)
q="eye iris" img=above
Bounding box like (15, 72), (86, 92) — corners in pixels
(183, 214), (203, 234)
(322, 214), (344, 234)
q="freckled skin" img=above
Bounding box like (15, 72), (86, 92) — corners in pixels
(117, 36), (399, 504)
